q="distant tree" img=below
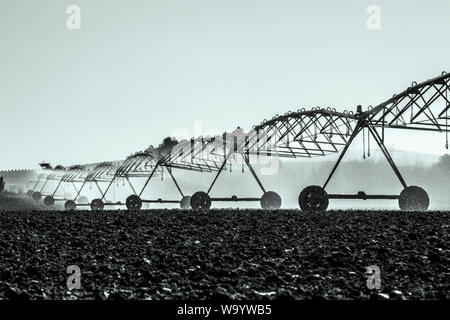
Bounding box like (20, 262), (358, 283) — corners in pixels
(437, 154), (450, 170)
(0, 177), (4, 193)
(156, 137), (179, 158)
(39, 162), (53, 170)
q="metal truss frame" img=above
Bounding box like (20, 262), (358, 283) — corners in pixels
(24, 71), (450, 211)
(299, 72), (450, 210)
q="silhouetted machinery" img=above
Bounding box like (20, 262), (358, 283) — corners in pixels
(64, 162), (117, 210)
(31, 165), (67, 203)
(100, 142), (230, 211)
(183, 72), (450, 211)
(83, 152), (189, 211)
(188, 115), (354, 210)
(254, 72), (450, 211)
(40, 165), (87, 207)
(24, 71), (450, 211)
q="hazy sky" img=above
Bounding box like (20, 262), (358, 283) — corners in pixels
(1, 0), (450, 170)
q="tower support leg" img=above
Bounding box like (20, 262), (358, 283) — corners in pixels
(126, 177), (138, 195)
(51, 179), (64, 197)
(165, 166), (184, 197)
(101, 176), (117, 201)
(138, 162), (161, 197)
(366, 122), (407, 188)
(323, 122), (364, 189)
(74, 180), (87, 201)
(207, 149), (235, 194)
(242, 152), (266, 193)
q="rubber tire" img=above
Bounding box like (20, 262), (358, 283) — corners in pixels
(260, 191), (282, 209)
(65, 200), (77, 211)
(180, 195), (192, 209)
(298, 185), (329, 211)
(91, 199), (105, 211)
(32, 192), (42, 201)
(399, 186), (429, 211)
(44, 196), (55, 206)
(190, 191), (211, 210)
(126, 195), (142, 211)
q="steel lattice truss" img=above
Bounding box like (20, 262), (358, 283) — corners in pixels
(71, 162), (118, 203)
(250, 109), (357, 158)
(50, 165), (87, 198)
(367, 72), (450, 133)
(115, 152), (162, 178)
(84, 163), (117, 183)
(25, 71), (450, 211)
(30, 173), (47, 191)
(161, 136), (231, 172)
(177, 73), (450, 164)
(60, 165), (86, 183)
(159, 110), (358, 169)
(39, 166), (67, 196)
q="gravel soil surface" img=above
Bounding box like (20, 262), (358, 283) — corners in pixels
(0, 208), (449, 300)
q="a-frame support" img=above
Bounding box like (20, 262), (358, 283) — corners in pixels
(207, 149), (266, 195)
(322, 118), (408, 199)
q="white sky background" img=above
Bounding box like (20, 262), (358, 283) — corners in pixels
(0, 0), (450, 170)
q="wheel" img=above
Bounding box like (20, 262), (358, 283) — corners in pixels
(78, 196), (89, 204)
(126, 195), (142, 210)
(27, 190), (33, 197)
(32, 192), (42, 201)
(64, 200), (77, 211)
(298, 185), (329, 211)
(180, 195), (192, 209)
(190, 191), (211, 210)
(90, 199), (104, 211)
(260, 191), (282, 209)
(399, 186), (429, 211)
(44, 196), (55, 206)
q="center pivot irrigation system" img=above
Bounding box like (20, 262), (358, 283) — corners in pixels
(87, 151), (189, 211)
(26, 72), (450, 211)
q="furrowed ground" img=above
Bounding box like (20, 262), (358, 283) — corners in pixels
(0, 209), (448, 300)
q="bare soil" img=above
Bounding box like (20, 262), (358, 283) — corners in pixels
(0, 204), (448, 300)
